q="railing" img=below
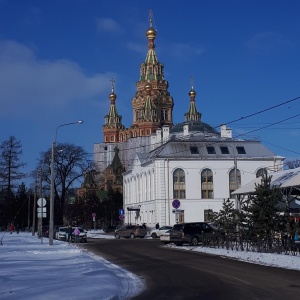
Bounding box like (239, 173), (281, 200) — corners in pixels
(202, 232), (300, 256)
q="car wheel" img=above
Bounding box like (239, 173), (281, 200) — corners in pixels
(190, 237), (198, 246)
(175, 242), (183, 246)
(115, 233), (120, 239)
(151, 233), (157, 239)
(130, 233), (135, 239)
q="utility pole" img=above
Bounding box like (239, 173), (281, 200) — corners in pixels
(39, 167), (43, 243)
(27, 194), (30, 231)
(32, 178), (37, 236)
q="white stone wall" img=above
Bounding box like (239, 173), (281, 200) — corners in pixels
(123, 156), (284, 227)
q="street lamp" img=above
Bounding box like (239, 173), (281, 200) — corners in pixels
(49, 120), (84, 245)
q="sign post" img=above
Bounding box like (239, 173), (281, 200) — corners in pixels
(37, 198), (47, 243)
(119, 209), (124, 224)
(172, 199), (181, 223)
(92, 213), (96, 233)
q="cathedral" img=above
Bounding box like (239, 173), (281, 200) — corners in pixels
(102, 12), (174, 144)
(90, 12), (283, 227)
(94, 11), (206, 175)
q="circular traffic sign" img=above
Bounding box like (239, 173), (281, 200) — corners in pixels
(37, 198), (47, 207)
(119, 214), (125, 220)
(92, 213), (96, 217)
(172, 199), (181, 209)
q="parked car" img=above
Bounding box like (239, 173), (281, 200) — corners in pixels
(169, 222), (216, 246)
(115, 225), (147, 239)
(71, 227), (87, 243)
(56, 226), (67, 241)
(104, 225), (117, 233)
(160, 229), (171, 244)
(150, 226), (173, 239)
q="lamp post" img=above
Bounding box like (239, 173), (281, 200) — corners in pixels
(48, 120), (84, 245)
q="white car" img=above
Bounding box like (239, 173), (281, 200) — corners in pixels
(56, 226), (67, 241)
(160, 230), (171, 244)
(150, 226), (173, 239)
(55, 226), (87, 243)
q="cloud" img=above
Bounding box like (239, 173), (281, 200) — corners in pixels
(96, 18), (123, 33)
(126, 42), (145, 54)
(245, 32), (293, 54)
(165, 43), (205, 61)
(0, 40), (114, 117)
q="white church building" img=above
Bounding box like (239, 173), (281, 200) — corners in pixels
(94, 13), (285, 228)
(123, 123), (284, 227)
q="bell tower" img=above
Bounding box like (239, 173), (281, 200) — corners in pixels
(102, 79), (124, 143)
(131, 10), (174, 137)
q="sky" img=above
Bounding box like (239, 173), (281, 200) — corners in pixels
(1, 0), (300, 188)
(0, 231), (299, 300)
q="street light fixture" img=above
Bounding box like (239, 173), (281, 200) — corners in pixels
(49, 120), (84, 245)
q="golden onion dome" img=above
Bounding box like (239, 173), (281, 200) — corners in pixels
(109, 91), (117, 101)
(145, 83), (152, 91)
(146, 27), (157, 39)
(189, 89), (196, 97)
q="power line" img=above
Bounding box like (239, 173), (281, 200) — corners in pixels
(218, 95), (300, 128)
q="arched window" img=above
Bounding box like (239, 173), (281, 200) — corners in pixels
(173, 168), (186, 199)
(201, 169), (214, 199)
(256, 168), (267, 178)
(229, 169), (241, 197)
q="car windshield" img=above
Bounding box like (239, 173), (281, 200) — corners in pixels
(60, 228), (67, 232)
(173, 224), (184, 231)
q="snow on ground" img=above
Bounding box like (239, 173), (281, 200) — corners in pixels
(0, 231), (144, 300)
(0, 230), (299, 300)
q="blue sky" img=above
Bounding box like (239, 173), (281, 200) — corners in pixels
(1, 0), (300, 187)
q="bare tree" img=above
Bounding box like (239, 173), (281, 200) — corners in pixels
(33, 143), (90, 224)
(285, 159), (300, 169)
(0, 136), (26, 200)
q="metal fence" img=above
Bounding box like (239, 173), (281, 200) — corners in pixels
(202, 232), (300, 256)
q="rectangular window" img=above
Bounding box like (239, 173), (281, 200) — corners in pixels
(190, 146), (199, 154)
(220, 146), (229, 154)
(147, 129), (150, 135)
(236, 146), (246, 154)
(110, 136), (114, 142)
(206, 146), (216, 154)
(204, 209), (213, 222)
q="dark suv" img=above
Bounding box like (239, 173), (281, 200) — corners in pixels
(169, 222), (215, 246)
(115, 225), (147, 239)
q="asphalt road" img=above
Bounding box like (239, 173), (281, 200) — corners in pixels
(81, 237), (300, 300)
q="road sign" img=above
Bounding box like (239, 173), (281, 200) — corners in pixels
(37, 207), (47, 213)
(119, 214), (125, 220)
(37, 212), (47, 218)
(172, 199), (181, 209)
(37, 198), (47, 207)
(172, 209), (181, 213)
(92, 213), (96, 218)
(119, 209), (124, 215)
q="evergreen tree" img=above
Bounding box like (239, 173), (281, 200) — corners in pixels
(0, 136), (26, 201)
(247, 175), (282, 241)
(212, 198), (239, 233)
